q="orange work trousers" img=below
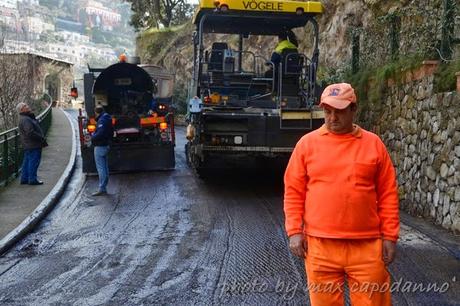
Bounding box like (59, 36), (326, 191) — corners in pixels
(305, 236), (392, 306)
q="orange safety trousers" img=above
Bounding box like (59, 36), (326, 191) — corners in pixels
(305, 236), (392, 306)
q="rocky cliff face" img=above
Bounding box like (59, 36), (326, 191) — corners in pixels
(136, 1), (383, 89)
(137, 0), (439, 89)
(319, 0), (373, 68)
(136, 26), (195, 94)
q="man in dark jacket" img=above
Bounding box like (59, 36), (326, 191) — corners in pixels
(91, 105), (113, 196)
(17, 102), (47, 185)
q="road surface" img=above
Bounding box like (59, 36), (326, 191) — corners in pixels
(0, 112), (458, 305)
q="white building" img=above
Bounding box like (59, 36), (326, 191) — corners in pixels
(24, 16), (54, 34)
(20, 0), (39, 5)
(1, 39), (35, 53)
(55, 30), (90, 44)
(0, 0), (38, 8)
(46, 41), (116, 66)
(0, 6), (20, 30)
(0, 0), (18, 9)
(46, 42), (79, 64)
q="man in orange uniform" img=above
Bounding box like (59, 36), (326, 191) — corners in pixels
(284, 83), (399, 306)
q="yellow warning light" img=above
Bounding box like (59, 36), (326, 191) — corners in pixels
(87, 124), (96, 133)
(160, 122), (168, 130)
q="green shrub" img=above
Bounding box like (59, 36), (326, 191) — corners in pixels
(342, 55), (424, 123)
(434, 60), (460, 93)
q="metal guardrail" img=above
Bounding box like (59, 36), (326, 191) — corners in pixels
(0, 104), (53, 186)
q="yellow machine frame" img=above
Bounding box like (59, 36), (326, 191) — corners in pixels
(197, 0), (323, 14)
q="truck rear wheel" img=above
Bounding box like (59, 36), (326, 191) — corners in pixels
(186, 143), (210, 179)
(195, 166), (210, 179)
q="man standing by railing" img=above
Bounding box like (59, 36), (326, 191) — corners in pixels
(91, 105), (113, 196)
(16, 102), (48, 185)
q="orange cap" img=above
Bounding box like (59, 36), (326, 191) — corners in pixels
(320, 83), (357, 109)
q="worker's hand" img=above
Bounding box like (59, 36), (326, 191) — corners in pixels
(382, 240), (396, 265)
(289, 234), (307, 258)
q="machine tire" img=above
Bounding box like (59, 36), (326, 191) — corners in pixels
(188, 147), (210, 179)
(195, 166), (210, 180)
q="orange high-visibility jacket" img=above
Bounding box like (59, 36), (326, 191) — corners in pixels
(284, 125), (400, 241)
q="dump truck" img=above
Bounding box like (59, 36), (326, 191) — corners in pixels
(185, 0), (325, 176)
(78, 58), (175, 173)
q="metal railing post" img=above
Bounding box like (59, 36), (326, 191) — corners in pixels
(3, 134), (8, 186)
(14, 130), (19, 177)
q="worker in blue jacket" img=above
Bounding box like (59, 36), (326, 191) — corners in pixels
(91, 105), (113, 196)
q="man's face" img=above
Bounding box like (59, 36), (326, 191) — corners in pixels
(21, 104), (31, 113)
(323, 104), (356, 134)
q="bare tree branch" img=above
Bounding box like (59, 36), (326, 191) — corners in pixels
(0, 48), (35, 130)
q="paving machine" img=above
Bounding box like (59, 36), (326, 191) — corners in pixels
(186, 0), (325, 176)
(78, 59), (175, 173)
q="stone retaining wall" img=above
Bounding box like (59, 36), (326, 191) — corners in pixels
(368, 64), (460, 232)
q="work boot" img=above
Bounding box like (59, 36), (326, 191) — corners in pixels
(91, 190), (107, 196)
(29, 180), (44, 185)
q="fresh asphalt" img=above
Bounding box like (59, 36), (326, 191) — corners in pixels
(0, 121), (458, 305)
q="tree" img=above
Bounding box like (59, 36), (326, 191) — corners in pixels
(169, 1), (194, 27)
(0, 54), (35, 130)
(0, 24), (45, 130)
(125, 0), (194, 30)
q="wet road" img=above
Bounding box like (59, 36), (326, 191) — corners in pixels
(0, 111), (458, 305)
